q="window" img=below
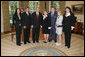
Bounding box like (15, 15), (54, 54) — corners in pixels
(9, 1), (18, 26)
(49, 1), (59, 12)
(29, 1), (40, 14)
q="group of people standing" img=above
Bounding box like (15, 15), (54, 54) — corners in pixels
(13, 6), (76, 48)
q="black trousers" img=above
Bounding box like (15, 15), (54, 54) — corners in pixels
(15, 26), (22, 45)
(64, 29), (71, 48)
(24, 27), (30, 44)
(32, 27), (40, 42)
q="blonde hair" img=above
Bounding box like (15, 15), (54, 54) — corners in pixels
(57, 10), (62, 15)
(43, 10), (48, 15)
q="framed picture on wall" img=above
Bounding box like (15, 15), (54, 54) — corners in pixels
(72, 4), (84, 15)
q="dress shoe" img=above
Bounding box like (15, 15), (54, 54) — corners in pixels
(27, 41), (31, 43)
(33, 41), (35, 43)
(20, 43), (22, 44)
(65, 45), (67, 46)
(67, 46), (70, 49)
(24, 43), (27, 44)
(54, 41), (57, 43)
(49, 40), (52, 42)
(43, 41), (47, 43)
(17, 44), (21, 46)
(36, 41), (39, 43)
(55, 43), (61, 46)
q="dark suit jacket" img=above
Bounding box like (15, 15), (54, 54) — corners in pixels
(13, 13), (22, 29)
(31, 12), (43, 28)
(21, 12), (32, 28)
(63, 13), (76, 32)
(42, 14), (51, 28)
(48, 12), (57, 28)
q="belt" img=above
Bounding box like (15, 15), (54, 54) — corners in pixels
(57, 25), (62, 27)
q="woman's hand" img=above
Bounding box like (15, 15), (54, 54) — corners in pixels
(55, 26), (57, 29)
(71, 26), (75, 30)
(55, 24), (57, 29)
(48, 27), (51, 29)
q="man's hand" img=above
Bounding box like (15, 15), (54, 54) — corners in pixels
(24, 26), (26, 29)
(31, 25), (33, 28)
(40, 25), (42, 28)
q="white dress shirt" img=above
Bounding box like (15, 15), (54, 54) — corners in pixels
(26, 12), (29, 16)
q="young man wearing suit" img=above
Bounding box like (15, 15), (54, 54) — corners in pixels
(48, 7), (57, 43)
(31, 7), (43, 43)
(22, 7), (32, 44)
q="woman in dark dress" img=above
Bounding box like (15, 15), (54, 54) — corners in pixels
(63, 7), (76, 48)
(42, 10), (51, 43)
(13, 8), (22, 46)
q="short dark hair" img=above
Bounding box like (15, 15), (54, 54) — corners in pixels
(25, 7), (29, 9)
(51, 6), (55, 9)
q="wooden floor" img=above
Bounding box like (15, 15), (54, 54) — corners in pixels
(1, 32), (84, 56)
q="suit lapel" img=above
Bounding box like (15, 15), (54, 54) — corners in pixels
(35, 12), (37, 20)
(25, 12), (29, 16)
(38, 12), (40, 19)
(49, 12), (51, 18)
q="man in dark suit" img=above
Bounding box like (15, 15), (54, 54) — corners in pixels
(48, 7), (57, 42)
(31, 7), (43, 43)
(22, 7), (32, 44)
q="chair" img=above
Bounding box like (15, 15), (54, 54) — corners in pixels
(11, 26), (16, 41)
(72, 22), (83, 35)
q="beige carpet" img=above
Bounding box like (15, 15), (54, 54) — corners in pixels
(1, 33), (84, 56)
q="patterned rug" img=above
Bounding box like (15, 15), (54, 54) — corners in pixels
(1, 33), (84, 56)
(20, 47), (66, 56)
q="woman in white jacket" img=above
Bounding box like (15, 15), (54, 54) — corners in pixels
(55, 10), (63, 46)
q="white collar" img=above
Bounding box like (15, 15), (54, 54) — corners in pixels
(43, 15), (47, 20)
(26, 12), (29, 15)
(36, 12), (39, 15)
(65, 13), (70, 17)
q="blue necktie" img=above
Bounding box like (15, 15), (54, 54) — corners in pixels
(51, 12), (54, 17)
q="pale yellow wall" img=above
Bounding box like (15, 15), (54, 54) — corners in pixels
(19, 1), (29, 9)
(40, 1), (45, 13)
(1, 2), (4, 33)
(1, 1), (10, 33)
(59, 1), (65, 14)
(65, 1), (84, 23)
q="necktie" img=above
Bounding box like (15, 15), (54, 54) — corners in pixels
(51, 12), (54, 17)
(37, 14), (39, 20)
